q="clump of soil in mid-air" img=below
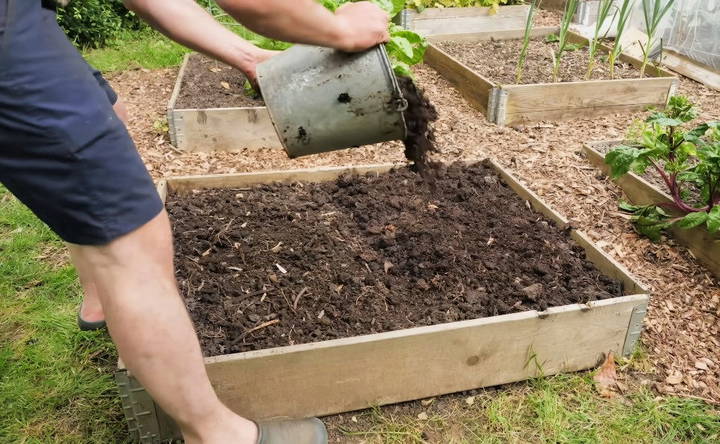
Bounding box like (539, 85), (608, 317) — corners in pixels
(398, 76), (439, 178)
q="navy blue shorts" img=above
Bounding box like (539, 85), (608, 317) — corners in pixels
(0, 0), (163, 245)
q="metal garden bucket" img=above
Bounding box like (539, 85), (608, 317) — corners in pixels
(256, 45), (408, 158)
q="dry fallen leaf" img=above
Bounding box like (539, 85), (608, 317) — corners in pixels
(220, 81), (230, 90)
(417, 412), (428, 420)
(209, 67), (222, 73)
(594, 352), (618, 398)
(421, 398), (434, 407)
(465, 396), (476, 406)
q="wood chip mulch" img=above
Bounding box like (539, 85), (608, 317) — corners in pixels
(107, 56), (720, 404)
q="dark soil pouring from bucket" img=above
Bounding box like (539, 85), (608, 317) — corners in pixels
(398, 76), (439, 179)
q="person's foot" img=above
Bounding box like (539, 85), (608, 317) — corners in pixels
(78, 299), (106, 331)
(257, 418), (327, 444)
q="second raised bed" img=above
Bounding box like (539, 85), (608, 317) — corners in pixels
(424, 27), (677, 126)
(583, 140), (720, 278)
(167, 53), (282, 152)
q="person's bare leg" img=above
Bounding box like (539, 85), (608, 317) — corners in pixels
(68, 211), (258, 444)
(72, 98), (130, 324)
(113, 98), (130, 126)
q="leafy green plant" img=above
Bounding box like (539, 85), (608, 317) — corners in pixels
(57, 0), (144, 48)
(639, 0), (675, 77)
(585, 0), (615, 80)
(605, 96), (720, 240)
(551, 0), (579, 83)
(515, 0), (541, 84)
(608, 0), (635, 79)
(321, 0), (428, 77)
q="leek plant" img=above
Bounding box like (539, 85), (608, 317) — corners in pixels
(552, 0), (579, 83)
(639, 0), (675, 77)
(515, 0), (541, 84)
(585, 0), (616, 80)
(608, 0), (635, 79)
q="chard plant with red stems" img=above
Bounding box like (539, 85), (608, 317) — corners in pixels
(606, 96), (720, 240)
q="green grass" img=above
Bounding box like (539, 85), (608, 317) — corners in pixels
(82, 23), (290, 74)
(82, 29), (190, 73)
(341, 373), (720, 443)
(0, 188), (126, 443)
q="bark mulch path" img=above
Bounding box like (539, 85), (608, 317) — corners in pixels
(108, 55), (720, 407)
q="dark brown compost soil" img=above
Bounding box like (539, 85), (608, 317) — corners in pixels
(436, 38), (653, 85)
(398, 76), (439, 176)
(168, 163), (622, 357)
(175, 54), (264, 109)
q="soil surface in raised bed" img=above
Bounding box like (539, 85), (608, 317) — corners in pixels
(175, 54), (264, 109)
(436, 38), (650, 85)
(168, 163), (622, 356)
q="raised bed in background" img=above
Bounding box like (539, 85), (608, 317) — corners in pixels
(424, 27), (678, 126)
(395, 5), (530, 37)
(117, 162), (649, 443)
(167, 53), (281, 152)
(583, 140), (720, 279)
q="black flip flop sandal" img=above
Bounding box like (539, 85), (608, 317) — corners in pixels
(77, 303), (107, 331)
(256, 418), (327, 444)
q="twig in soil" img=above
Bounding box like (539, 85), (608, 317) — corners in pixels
(213, 217), (236, 243)
(279, 287), (294, 312)
(230, 319), (280, 345)
(293, 287), (309, 310)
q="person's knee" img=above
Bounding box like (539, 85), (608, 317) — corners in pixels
(69, 210), (174, 272)
(113, 98), (130, 127)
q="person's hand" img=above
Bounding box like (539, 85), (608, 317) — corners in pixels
(244, 48), (281, 90)
(334, 2), (390, 52)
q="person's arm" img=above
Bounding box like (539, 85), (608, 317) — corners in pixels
(123, 0), (274, 84)
(123, 0), (389, 83)
(215, 0), (390, 52)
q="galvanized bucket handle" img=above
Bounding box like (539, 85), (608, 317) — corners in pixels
(378, 45), (409, 113)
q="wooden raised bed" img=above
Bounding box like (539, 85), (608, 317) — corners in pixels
(424, 28), (678, 126)
(662, 50), (720, 92)
(583, 140), (720, 278)
(117, 162), (649, 443)
(167, 53), (282, 152)
(395, 5), (530, 37)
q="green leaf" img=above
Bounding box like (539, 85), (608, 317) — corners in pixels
(707, 206), (720, 233)
(677, 212), (708, 229)
(388, 36), (414, 60)
(393, 61), (413, 78)
(619, 200), (643, 213)
(605, 145), (642, 179)
(646, 112), (683, 127)
(545, 33), (560, 43)
(634, 215), (670, 242)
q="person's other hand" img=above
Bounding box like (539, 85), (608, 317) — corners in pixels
(245, 48), (281, 89)
(334, 2), (390, 52)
